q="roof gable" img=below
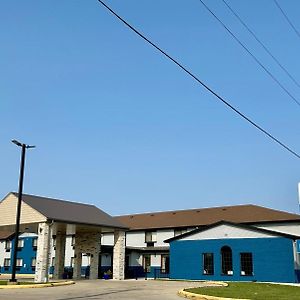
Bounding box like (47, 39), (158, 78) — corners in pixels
(4, 193), (127, 229)
(165, 221), (300, 243)
(0, 193), (46, 226)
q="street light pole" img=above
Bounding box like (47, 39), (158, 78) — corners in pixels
(10, 140), (35, 283)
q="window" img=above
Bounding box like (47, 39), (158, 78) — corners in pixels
(240, 253), (253, 276)
(143, 255), (151, 273)
(70, 257), (75, 267)
(17, 239), (24, 249)
(51, 257), (56, 267)
(5, 240), (11, 251)
(203, 253), (214, 275)
(221, 246), (233, 275)
(145, 231), (157, 243)
(31, 258), (36, 268)
(161, 255), (170, 273)
(174, 228), (187, 237)
(4, 258), (10, 267)
(71, 235), (75, 247)
(52, 236), (56, 248)
(16, 258), (23, 267)
(32, 238), (38, 248)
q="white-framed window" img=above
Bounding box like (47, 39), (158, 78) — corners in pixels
(4, 258), (10, 267)
(32, 238), (38, 248)
(17, 239), (24, 248)
(31, 258), (36, 267)
(5, 240), (12, 250)
(143, 254), (151, 273)
(16, 258), (23, 267)
(161, 255), (170, 273)
(145, 231), (157, 243)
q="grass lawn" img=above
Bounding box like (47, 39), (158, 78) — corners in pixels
(186, 282), (300, 300)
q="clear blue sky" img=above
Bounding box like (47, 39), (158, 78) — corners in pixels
(1, 0), (300, 215)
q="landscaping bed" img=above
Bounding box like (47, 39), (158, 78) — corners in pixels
(185, 282), (300, 300)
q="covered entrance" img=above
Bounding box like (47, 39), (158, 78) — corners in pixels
(0, 192), (127, 282)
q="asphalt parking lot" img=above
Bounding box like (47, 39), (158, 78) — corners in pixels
(0, 279), (210, 300)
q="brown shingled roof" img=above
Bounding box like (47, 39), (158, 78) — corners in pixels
(10, 192), (127, 229)
(0, 231), (14, 240)
(115, 204), (300, 230)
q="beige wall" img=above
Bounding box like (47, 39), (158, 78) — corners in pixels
(0, 193), (46, 226)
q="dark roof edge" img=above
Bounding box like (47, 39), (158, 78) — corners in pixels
(164, 220), (300, 243)
(12, 192), (97, 207)
(47, 218), (129, 231)
(0, 232), (15, 240)
(123, 218), (300, 232)
(115, 204), (300, 219)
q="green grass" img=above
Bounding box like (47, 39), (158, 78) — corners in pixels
(186, 282), (300, 300)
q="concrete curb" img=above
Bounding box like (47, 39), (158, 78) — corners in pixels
(177, 282), (250, 300)
(0, 281), (75, 289)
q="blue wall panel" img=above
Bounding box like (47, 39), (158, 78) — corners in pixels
(170, 238), (296, 283)
(0, 236), (37, 274)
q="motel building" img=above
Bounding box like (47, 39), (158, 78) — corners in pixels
(1, 192), (300, 283)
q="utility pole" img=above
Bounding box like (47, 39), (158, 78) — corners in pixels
(10, 140), (35, 282)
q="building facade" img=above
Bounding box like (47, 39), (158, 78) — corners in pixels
(166, 221), (300, 283)
(1, 197), (300, 282)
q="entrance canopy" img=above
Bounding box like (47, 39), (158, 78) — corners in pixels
(0, 192), (127, 282)
(0, 192), (127, 234)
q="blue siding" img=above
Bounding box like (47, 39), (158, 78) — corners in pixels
(170, 238), (296, 283)
(0, 236), (37, 274)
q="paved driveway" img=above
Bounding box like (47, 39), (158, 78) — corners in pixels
(0, 279), (211, 300)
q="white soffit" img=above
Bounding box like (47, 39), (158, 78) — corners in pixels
(179, 224), (278, 241)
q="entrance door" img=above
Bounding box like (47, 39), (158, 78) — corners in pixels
(161, 255), (169, 274)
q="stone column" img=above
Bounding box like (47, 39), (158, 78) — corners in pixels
(88, 233), (101, 279)
(73, 236), (82, 280)
(72, 232), (101, 280)
(35, 222), (51, 283)
(113, 230), (125, 280)
(53, 231), (66, 279)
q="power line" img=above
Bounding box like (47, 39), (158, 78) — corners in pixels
(97, 0), (300, 160)
(198, 0), (300, 108)
(222, 0), (300, 89)
(273, 0), (300, 40)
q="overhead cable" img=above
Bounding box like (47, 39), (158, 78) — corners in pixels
(222, 0), (300, 89)
(198, 0), (300, 107)
(273, 0), (300, 40)
(97, 0), (300, 160)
